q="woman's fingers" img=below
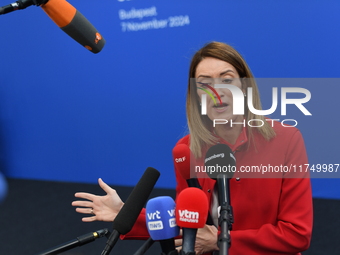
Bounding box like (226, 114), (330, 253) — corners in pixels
(174, 238), (182, 247)
(175, 230), (183, 252)
(75, 207), (94, 215)
(74, 192), (96, 201)
(175, 239), (183, 253)
(81, 216), (97, 222)
(98, 178), (113, 194)
(72, 200), (93, 208)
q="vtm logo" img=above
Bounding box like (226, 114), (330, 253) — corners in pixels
(199, 84), (312, 128)
(178, 210), (199, 223)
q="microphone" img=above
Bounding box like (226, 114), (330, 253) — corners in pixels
(101, 167), (160, 255)
(35, 228), (109, 255)
(175, 187), (209, 255)
(205, 143), (236, 180)
(173, 143), (215, 226)
(172, 144), (201, 188)
(0, 0), (105, 53)
(205, 144), (236, 255)
(146, 196), (179, 255)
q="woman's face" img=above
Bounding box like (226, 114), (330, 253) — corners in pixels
(195, 57), (244, 124)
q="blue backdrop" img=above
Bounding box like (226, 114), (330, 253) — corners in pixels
(0, 0), (339, 198)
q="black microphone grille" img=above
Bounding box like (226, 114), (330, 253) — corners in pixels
(113, 167), (160, 234)
(205, 144), (236, 179)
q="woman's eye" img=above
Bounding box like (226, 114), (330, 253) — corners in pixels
(197, 82), (210, 88)
(222, 78), (233, 84)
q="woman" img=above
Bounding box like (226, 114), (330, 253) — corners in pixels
(72, 42), (313, 255)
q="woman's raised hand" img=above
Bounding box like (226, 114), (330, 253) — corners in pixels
(72, 178), (124, 222)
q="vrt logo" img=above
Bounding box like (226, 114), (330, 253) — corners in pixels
(169, 218), (177, 228)
(167, 209), (175, 217)
(148, 221), (163, 231)
(147, 210), (161, 220)
(201, 86), (312, 116)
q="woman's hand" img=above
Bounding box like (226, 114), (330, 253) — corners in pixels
(71, 178), (124, 222)
(195, 225), (219, 254)
(174, 225), (219, 255)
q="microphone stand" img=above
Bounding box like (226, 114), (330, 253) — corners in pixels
(159, 239), (179, 255)
(217, 175), (233, 255)
(35, 228), (110, 255)
(132, 238), (155, 255)
(179, 228), (197, 255)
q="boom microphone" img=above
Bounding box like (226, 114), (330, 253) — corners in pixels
(0, 0), (105, 53)
(0, 0), (33, 14)
(205, 144), (236, 255)
(101, 167), (160, 255)
(175, 188), (209, 255)
(146, 196), (179, 255)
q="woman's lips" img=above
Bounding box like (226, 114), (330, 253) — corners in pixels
(213, 103), (229, 113)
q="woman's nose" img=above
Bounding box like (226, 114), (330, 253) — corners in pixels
(214, 87), (225, 98)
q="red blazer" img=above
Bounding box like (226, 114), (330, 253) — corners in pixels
(123, 122), (313, 255)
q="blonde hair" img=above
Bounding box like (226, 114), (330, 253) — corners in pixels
(186, 42), (275, 158)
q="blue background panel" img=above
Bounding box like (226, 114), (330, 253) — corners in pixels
(0, 0), (339, 198)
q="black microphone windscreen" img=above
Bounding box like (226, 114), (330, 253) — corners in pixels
(61, 10), (105, 53)
(112, 167), (160, 234)
(205, 144), (236, 179)
(40, 0), (105, 54)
